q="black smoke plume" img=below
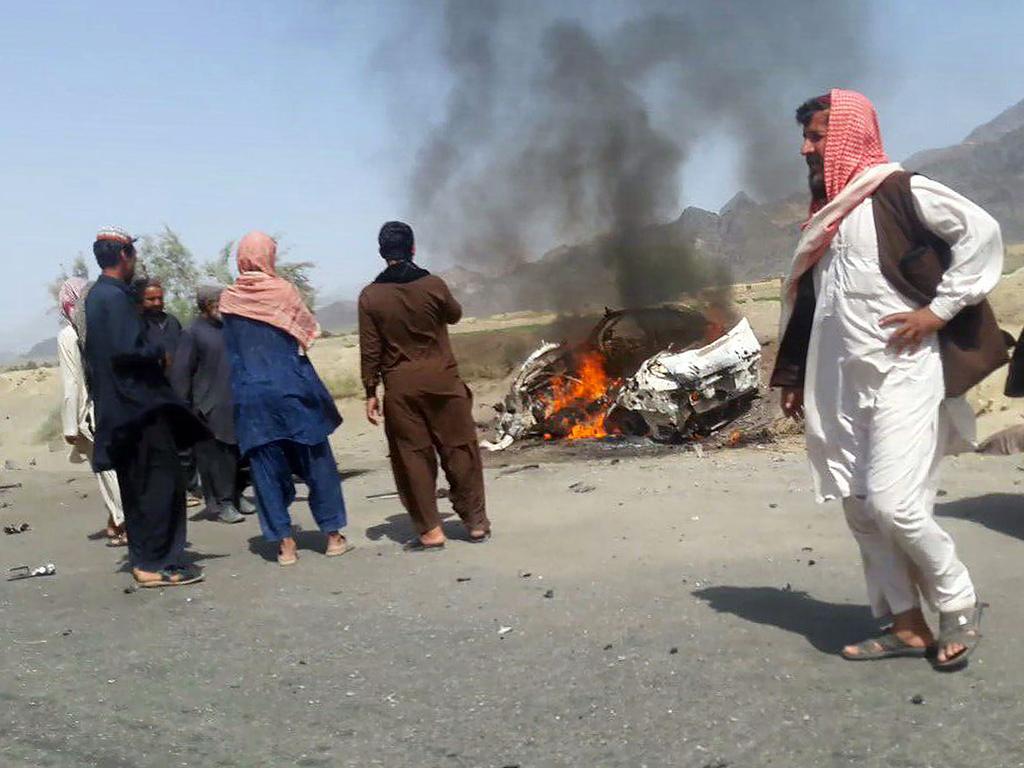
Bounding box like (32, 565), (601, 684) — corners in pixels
(405, 0), (871, 310)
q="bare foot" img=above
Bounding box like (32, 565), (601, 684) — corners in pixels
(278, 537), (298, 566)
(419, 525), (446, 547)
(325, 532), (350, 557)
(937, 639), (969, 665)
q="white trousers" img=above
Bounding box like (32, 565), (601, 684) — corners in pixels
(840, 369), (975, 618)
(72, 437), (124, 526)
(96, 468), (124, 526)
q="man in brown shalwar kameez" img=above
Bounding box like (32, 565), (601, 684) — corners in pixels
(359, 221), (490, 551)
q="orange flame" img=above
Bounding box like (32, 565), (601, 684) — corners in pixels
(544, 352), (617, 440)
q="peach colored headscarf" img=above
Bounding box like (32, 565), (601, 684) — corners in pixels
(219, 231), (320, 350)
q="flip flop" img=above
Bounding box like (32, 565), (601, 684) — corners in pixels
(135, 566), (204, 588)
(840, 633), (934, 661)
(933, 601), (987, 671)
(326, 541), (355, 558)
(403, 539), (445, 552)
(277, 550), (299, 567)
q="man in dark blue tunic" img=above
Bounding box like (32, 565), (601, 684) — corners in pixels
(139, 279), (183, 366)
(170, 285), (246, 524)
(83, 227), (208, 588)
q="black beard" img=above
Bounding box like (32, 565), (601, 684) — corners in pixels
(807, 169), (825, 201)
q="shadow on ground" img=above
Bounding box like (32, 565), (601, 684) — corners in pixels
(364, 512), (469, 545)
(693, 585), (875, 654)
(114, 549), (231, 573)
(246, 525), (343, 562)
(937, 493), (1024, 541)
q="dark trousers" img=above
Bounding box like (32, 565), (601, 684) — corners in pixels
(248, 440), (347, 541)
(384, 385), (489, 536)
(113, 413), (187, 572)
(195, 438), (240, 510)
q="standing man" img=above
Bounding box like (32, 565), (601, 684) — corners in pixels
(772, 90), (1006, 670)
(359, 221), (490, 551)
(56, 277), (126, 546)
(137, 276), (202, 505)
(139, 279), (183, 365)
(170, 285), (246, 524)
(220, 231), (350, 567)
(84, 227), (208, 587)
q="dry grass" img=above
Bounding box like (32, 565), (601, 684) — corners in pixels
(322, 371), (364, 400)
(34, 405), (63, 445)
(450, 322), (566, 381)
(1004, 242), (1024, 274)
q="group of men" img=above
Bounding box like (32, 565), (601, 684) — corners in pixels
(59, 220), (489, 586)
(56, 87), (1003, 672)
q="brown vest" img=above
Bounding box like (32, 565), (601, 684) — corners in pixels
(770, 171), (1007, 397)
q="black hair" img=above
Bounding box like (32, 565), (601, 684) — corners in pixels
(93, 239), (131, 269)
(795, 94), (831, 127)
(130, 277), (150, 303)
(378, 220), (415, 261)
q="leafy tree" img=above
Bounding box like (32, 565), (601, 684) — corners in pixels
(47, 253), (92, 309)
(278, 260), (317, 309)
(135, 226), (200, 322)
(49, 228), (319, 325)
(202, 241), (235, 285)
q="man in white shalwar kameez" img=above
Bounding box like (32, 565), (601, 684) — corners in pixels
(773, 90), (1003, 671)
(56, 278), (126, 546)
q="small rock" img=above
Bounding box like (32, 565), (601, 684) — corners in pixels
(62, 629), (72, 637)
(603, 644), (613, 651)
(498, 626), (513, 636)
(123, 586), (136, 594)
(783, 583), (792, 592)
(456, 577), (472, 583)
(28, 459), (36, 467)
(801, 546), (813, 552)
(569, 482), (596, 494)
(543, 589), (554, 599)
(937, 489), (948, 497)
(911, 694), (924, 705)
(808, 559), (816, 566)
(669, 647), (679, 655)
(768, 503), (778, 509)
(520, 572), (532, 578)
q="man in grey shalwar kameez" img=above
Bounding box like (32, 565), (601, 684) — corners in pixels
(170, 286), (246, 524)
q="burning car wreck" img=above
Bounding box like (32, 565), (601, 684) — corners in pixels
(482, 307), (762, 451)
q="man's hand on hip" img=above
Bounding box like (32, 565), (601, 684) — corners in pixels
(366, 396), (382, 426)
(880, 307), (947, 353)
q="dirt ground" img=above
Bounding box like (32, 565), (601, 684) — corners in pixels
(2, 431), (1024, 767)
(3, 276), (1024, 767)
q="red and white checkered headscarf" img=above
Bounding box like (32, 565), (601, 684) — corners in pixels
(813, 88), (890, 215)
(58, 277), (88, 324)
(781, 89), (902, 316)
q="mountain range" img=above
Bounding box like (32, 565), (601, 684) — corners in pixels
(314, 96), (1024, 326)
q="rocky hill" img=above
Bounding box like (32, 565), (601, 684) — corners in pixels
(906, 98), (1024, 242)
(435, 96), (1024, 316)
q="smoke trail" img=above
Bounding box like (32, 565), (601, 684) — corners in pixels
(406, 0), (871, 309)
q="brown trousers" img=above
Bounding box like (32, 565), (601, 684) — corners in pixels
(384, 380), (488, 535)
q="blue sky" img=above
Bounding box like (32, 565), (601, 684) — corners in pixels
(1, 0), (1022, 352)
